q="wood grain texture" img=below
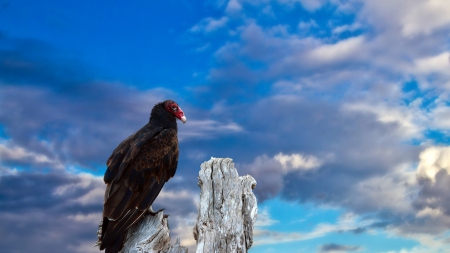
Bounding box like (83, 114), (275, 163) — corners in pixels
(194, 158), (258, 253)
(119, 211), (187, 253)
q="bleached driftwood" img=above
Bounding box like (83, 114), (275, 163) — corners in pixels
(119, 211), (187, 253)
(194, 157), (258, 253)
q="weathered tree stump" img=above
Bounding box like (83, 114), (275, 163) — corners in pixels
(194, 157), (258, 253)
(118, 211), (187, 253)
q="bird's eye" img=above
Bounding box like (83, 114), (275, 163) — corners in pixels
(171, 106), (178, 112)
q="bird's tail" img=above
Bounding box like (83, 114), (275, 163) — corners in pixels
(105, 232), (124, 253)
(99, 218), (125, 253)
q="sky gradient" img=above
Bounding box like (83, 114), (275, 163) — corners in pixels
(1, 0), (450, 252)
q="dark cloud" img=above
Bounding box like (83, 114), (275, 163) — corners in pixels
(0, 38), (176, 171)
(0, 172), (97, 213)
(0, 38), (227, 251)
(414, 169), (450, 216)
(224, 96), (421, 211)
(0, 37), (246, 180)
(368, 220), (391, 229)
(0, 171), (103, 253)
(398, 169), (450, 234)
(0, 35), (429, 253)
(0, 1), (448, 250)
(239, 154), (286, 201)
(338, 227), (366, 234)
(0, 170), (199, 253)
(319, 243), (361, 252)
(0, 37), (91, 89)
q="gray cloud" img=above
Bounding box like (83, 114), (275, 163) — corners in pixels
(0, 38), (243, 176)
(414, 169), (450, 216)
(232, 95), (419, 205)
(239, 154), (286, 201)
(182, 1), (450, 242)
(1, 1), (450, 251)
(0, 39), (171, 170)
(397, 169), (450, 236)
(319, 243), (361, 252)
(239, 152), (323, 202)
(0, 171), (103, 253)
(0, 38), (238, 251)
(0, 170), (199, 253)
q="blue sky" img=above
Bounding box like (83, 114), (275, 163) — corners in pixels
(0, 0), (450, 252)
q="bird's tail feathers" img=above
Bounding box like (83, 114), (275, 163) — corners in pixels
(105, 231), (124, 253)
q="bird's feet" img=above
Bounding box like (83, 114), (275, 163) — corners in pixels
(146, 206), (165, 216)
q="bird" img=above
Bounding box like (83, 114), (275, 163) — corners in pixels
(97, 100), (186, 253)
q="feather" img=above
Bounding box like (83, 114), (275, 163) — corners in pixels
(102, 209), (145, 249)
(137, 181), (165, 210)
(103, 168), (115, 184)
(99, 101), (182, 253)
(109, 188), (133, 220)
(103, 184), (129, 218)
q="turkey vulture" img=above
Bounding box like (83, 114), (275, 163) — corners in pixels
(97, 100), (186, 253)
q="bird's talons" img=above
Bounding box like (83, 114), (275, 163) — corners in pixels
(147, 206), (165, 216)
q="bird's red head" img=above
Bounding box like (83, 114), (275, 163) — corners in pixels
(164, 100), (187, 123)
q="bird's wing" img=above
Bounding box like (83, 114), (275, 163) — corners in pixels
(100, 127), (179, 250)
(103, 126), (164, 184)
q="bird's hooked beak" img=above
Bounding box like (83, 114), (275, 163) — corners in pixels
(175, 107), (187, 124)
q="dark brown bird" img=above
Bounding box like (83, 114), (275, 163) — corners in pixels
(97, 100), (186, 253)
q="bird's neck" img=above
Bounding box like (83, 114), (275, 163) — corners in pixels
(149, 104), (178, 130)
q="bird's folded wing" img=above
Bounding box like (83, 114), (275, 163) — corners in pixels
(103, 128), (178, 220)
(100, 128), (178, 250)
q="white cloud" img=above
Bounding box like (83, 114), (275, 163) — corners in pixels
(385, 227), (450, 253)
(414, 52), (450, 76)
(179, 119), (243, 140)
(0, 164), (18, 176)
(240, 152), (324, 201)
(272, 79), (303, 93)
(190, 17), (229, 33)
(255, 207), (279, 227)
(332, 22), (362, 34)
(413, 52), (450, 89)
(226, 0), (243, 14)
(267, 25), (290, 37)
(187, 149), (207, 161)
(158, 189), (199, 206)
(274, 152), (322, 172)
(399, 0), (450, 37)
(52, 173), (105, 205)
(431, 104), (450, 129)
(154, 190), (199, 250)
(416, 146), (450, 181)
(307, 36), (366, 64)
(416, 207), (444, 218)
(67, 212), (102, 223)
(277, 0), (328, 11)
(298, 19), (318, 30)
(343, 101), (427, 139)
(72, 183), (104, 205)
(0, 143), (64, 169)
(254, 212), (375, 245)
(359, 0), (450, 37)
(169, 213), (198, 250)
(351, 163), (417, 213)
